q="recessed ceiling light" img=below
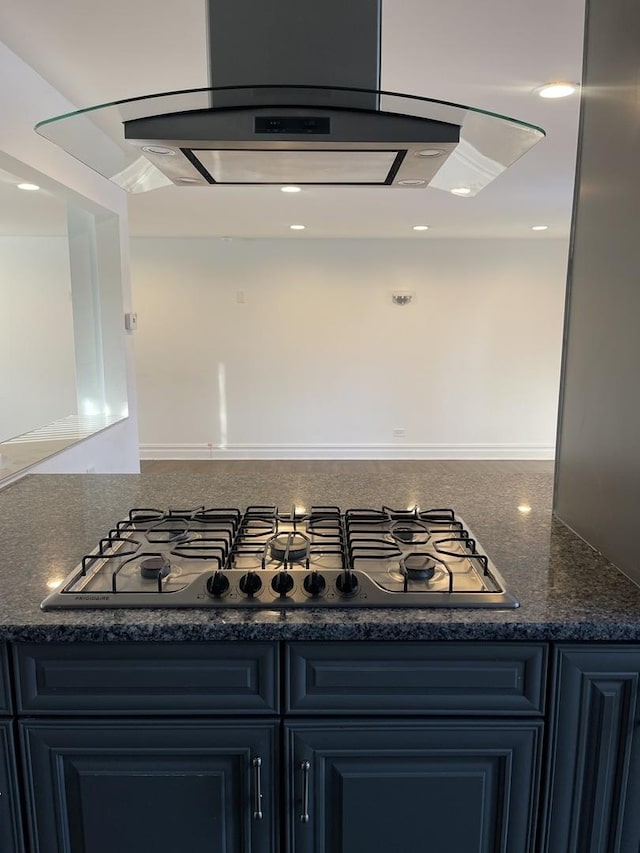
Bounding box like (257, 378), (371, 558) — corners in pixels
(289, 224), (305, 230)
(398, 179), (426, 186)
(281, 185), (301, 193)
(531, 225), (548, 231)
(17, 182), (40, 191)
(415, 149), (445, 158)
(451, 187), (471, 196)
(141, 145), (176, 155)
(536, 82), (577, 99)
(413, 225), (429, 231)
(517, 504), (532, 514)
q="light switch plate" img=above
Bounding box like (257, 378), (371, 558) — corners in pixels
(124, 312), (138, 331)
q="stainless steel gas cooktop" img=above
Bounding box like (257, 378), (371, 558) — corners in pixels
(40, 505), (518, 610)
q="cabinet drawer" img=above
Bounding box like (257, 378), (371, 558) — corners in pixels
(0, 644), (10, 714)
(14, 642), (278, 715)
(286, 642), (546, 714)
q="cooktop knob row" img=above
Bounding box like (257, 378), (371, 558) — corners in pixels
(205, 569), (361, 600)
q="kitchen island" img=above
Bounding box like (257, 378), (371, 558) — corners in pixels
(1, 468), (640, 853)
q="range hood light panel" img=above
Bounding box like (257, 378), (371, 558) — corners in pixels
(189, 148), (405, 185)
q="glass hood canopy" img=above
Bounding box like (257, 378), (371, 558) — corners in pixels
(35, 85), (545, 195)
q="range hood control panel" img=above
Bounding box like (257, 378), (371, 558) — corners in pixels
(255, 116), (331, 134)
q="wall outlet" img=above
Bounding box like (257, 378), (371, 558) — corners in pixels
(236, 291), (245, 304)
(393, 428), (405, 438)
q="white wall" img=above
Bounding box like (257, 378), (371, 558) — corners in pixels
(0, 236), (76, 442)
(132, 237), (567, 459)
(0, 39), (139, 474)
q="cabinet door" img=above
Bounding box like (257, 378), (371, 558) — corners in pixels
(0, 721), (25, 853)
(287, 720), (542, 853)
(544, 646), (640, 853)
(21, 720), (277, 853)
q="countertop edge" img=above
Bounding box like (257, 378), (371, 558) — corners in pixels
(3, 621), (640, 643)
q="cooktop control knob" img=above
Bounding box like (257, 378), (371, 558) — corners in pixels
(336, 571), (359, 596)
(303, 570), (326, 597)
(239, 571), (262, 598)
(271, 571), (294, 596)
(206, 571), (230, 598)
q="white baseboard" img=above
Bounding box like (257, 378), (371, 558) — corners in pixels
(140, 443), (555, 460)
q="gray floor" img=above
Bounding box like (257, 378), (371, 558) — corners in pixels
(140, 459), (555, 475)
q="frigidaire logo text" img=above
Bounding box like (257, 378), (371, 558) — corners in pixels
(75, 595), (110, 601)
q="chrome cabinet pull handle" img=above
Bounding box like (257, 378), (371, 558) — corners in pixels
(252, 756), (263, 820)
(300, 760), (311, 823)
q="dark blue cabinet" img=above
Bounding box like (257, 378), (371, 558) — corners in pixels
(287, 720), (542, 853)
(0, 644), (24, 853)
(285, 643), (546, 852)
(544, 646), (640, 853)
(20, 720), (278, 853)
(0, 721), (25, 853)
(19, 639), (640, 853)
(13, 641), (548, 853)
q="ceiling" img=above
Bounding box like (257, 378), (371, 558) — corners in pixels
(0, 0), (585, 239)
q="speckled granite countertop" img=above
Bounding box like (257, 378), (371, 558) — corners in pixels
(1, 469), (639, 643)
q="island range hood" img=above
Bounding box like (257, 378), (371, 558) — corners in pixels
(35, 0), (545, 194)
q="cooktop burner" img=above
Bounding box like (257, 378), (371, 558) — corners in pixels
(40, 505), (518, 610)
